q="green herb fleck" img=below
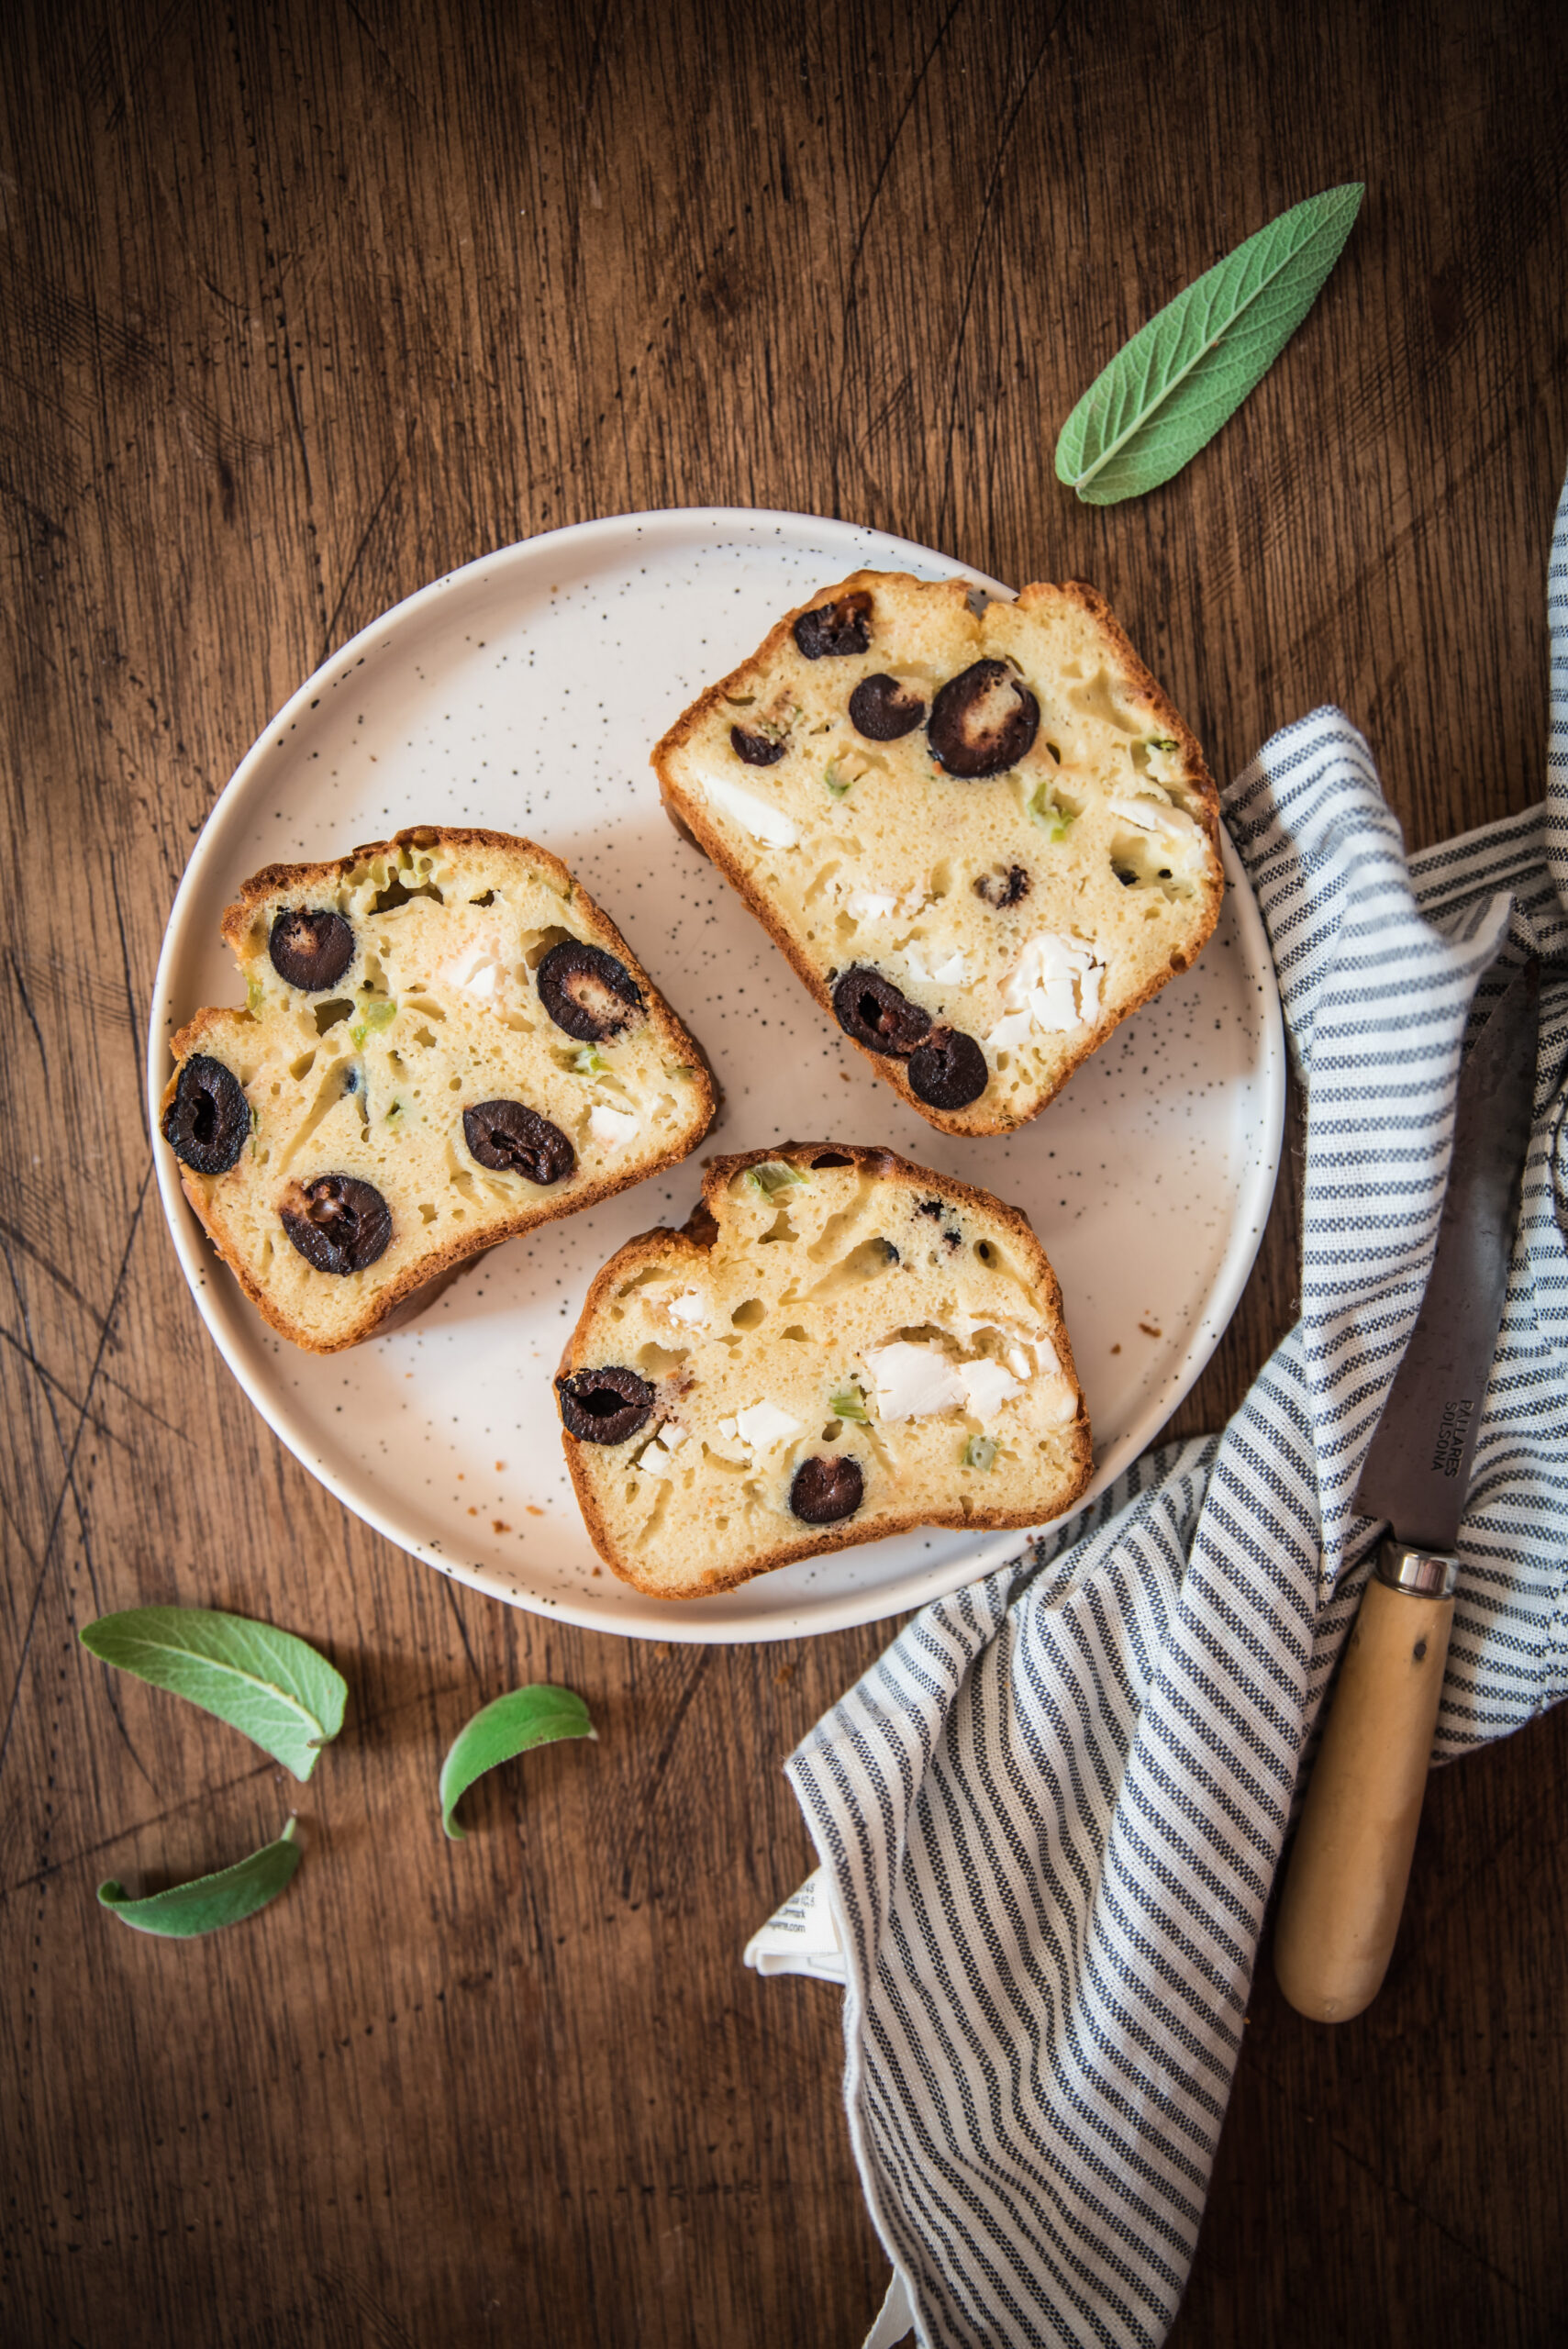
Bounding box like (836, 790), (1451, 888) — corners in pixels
(824, 761), (851, 799)
(98, 1820), (301, 1939)
(573, 1045), (607, 1076)
(963, 1435), (997, 1472)
(1029, 783), (1073, 841)
(1146, 736), (1178, 753)
(748, 1160), (810, 1197)
(245, 977), (265, 1017)
(830, 1386), (870, 1424)
(440, 1686), (597, 1840)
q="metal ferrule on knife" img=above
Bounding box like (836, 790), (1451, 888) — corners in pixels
(1374, 1539), (1460, 1599)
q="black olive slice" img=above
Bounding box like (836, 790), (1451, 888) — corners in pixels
(848, 674), (926, 740)
(973, 864), (1031, 909)
(927, 660), (1040, 779)
(907, 1027), (988, 1110)
(268, 908), (355, 991)
(536, 941), (645, 1042)
(556, 1365), (655, 1445)
(463, 1100), (576, 1185)
(831, 966), (931, 1058)
(731, 724), (787, 766)
(162, 1054), (250, 1175)
(280, 1174), (392, 1275)
(790, 1454), (864, 1525)
(794, 590), (873, 660)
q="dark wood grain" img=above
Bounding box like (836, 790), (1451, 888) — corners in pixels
(3, 1), (1566, 2342)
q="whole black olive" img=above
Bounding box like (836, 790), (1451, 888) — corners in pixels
(848, 674), (926, 740)
(790, 1455), (864, 1524)
(269, 907), (356, 991)
(162, 1054), (250, 1175)
(281, 1174), (393, 1275)
(731, 724), (787, 765)
(831, 966), (931, 1057)
(927, 661), (1040, 779)
(463, 1100), (576, 1185)
(794, 591), (873, 660)
(907, 1027), (988, 1110)
(556, 1365), (656, 1445)
(536, 941), (645, 1042)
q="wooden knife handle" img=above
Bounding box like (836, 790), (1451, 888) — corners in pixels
(1273, 1548), (1455, 2022)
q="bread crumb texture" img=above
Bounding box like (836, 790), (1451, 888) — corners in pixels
(161, 828), (715, 1352)
(558, 1144), (1092, 1598)
(654, 572), (1223, 1136)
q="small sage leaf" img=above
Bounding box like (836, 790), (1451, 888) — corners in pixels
(1055, 183), (1364, 505)
(97, 1819), (301, 1938)
(80, 1607), (347, 1783)
(440, 1685), (597, 1841)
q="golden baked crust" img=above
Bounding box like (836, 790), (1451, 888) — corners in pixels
(161, 827), (717, 1353)
(557, 1142), (1093, 1598)
(652, 571), (1223, 1137)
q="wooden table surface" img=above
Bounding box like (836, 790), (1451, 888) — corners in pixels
(5, 2), (1566, 2342)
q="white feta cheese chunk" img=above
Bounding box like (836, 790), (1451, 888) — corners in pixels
(838, 880), (929, 920)
(1108, 794), (1197, 842)
(958, 1358), (1021, 1420)
(702, 772), (799, 849)
(1033, 1333), (1062, 1378)
(660, 1422), (688, 1451)
(1038, 974), (1078, 1030)
(717, 1417), (738, 1441)
(635, 1438), (675, 1478)
(734, 1400), (802, 1449)
(589, 1105), (641, 1148)
(866, 1341), (965, 1421)
(664, 1288), (709, 1329)
(1006, 1346), (1031, 1381)
(987, 930), (1107, 1044)
(441, 948), (504, 999)
(903, 942), (968, 985)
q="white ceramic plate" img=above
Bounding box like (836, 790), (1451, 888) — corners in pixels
(150, 509), (1284, 1643)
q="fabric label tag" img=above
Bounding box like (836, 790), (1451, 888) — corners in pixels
(741, 1867), (847, 1982)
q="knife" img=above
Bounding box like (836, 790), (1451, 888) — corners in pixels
(1273, 957), (1540, 2023)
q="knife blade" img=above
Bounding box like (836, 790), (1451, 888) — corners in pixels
(1273, 953), (1539, 2022)
(1354, 956), (1540, 1551)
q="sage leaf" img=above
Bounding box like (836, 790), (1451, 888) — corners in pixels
(440, 1685), (596, 1840)
(80, 1607), (347, 1783)
(1055, 183), (1364, 505)
(98, 1820), (301, 1938)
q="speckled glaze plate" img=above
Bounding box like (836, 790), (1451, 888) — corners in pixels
(150, 510), (1284, 1643)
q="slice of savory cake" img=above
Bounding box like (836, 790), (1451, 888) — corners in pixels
(555, 1143), (1092, 1598)
(652, 571), (1223, 1136)
(161, 827), (716, 1352)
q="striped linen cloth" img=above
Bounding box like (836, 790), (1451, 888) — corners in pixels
(773, 477), (1568, 2348)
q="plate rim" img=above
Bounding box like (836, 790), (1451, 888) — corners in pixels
(148, 504), (1285, 1644)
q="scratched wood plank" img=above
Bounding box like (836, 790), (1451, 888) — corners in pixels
(2, 0), (1566, 2343)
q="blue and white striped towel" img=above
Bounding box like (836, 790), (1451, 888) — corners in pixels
(762, 471), (1568, 2348)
